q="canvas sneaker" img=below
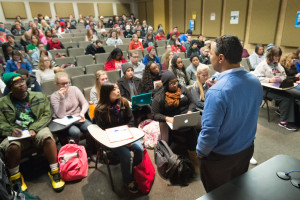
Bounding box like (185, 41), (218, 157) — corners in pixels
(9, 172), (27, 191)
(278, 122), (297, 131)
(48, 168), (65, 192)
(127, 181), (138, 193)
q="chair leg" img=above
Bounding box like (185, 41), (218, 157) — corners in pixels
(266, 100), (270, 122)
(103, 151), (114, 191)
(95, 150), (100, 169)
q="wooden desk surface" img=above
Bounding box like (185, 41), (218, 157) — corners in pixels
(197, 155), (300, 200)
(87, 124), (144, 148)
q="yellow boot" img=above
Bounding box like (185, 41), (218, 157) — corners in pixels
(187, 150), (200, 174)
(9, 172), (27, 191)
(48, 168), (65, 192)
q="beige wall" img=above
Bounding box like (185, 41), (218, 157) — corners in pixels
(166, 0), (298, 55)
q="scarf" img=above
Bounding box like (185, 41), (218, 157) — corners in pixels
(128, 79), (137, 99)
(165, 88), (181, 107)
(111, 99), (121, 115)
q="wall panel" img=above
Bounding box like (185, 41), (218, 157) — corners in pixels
(29, 2), (52, 18)
(77, 3), (94, 18)
(202, 0), (223, 37)
(137, 2), (147, 22)
(116, 3), (131, 16)
(146, 1), (154, 27)
(248, 0), (280, 44)
(54, 3), (74, 18)
(97, 3), (113, 17)
(172, 0), (185, 33)
(281, 0), (300, 47)
(185, 0), (202, 35)
(223, 0), (248, 40)
(1, 2), (27, 19)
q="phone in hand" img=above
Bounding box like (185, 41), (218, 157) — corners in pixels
(67, 115), (73, 119)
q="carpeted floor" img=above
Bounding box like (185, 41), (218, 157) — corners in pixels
(22, 106), (300, 200)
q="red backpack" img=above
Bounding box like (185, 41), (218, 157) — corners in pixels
(58, 144), (88, 181)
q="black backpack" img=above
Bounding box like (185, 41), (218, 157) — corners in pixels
(0, 158), (14, 200)
(154, 140), (194, 186)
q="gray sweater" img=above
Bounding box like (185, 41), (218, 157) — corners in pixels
(191, 82), (208, 110)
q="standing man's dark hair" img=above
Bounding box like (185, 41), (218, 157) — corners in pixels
(214, 35), (243, 64)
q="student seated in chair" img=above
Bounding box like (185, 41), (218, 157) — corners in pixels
(94, 82), (143, 193)
(2, 68), (42, 96)
(0, 72), (65, 192)
(50, 72), (92, 144)
(85, 40), (105, 56)
(253, 46), (297, 131)
(151, 70), (199, 174)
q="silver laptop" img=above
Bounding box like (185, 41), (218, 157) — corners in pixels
(166, 111), (201, 130)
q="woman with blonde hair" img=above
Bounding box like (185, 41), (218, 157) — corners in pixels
(191, 64), (210, 110)
(20, 31), (32, 52)
(128, 34), (143, 51)
(36, 55), (55, 83)
(40, 20), (51, 32)
(51, 72), (92, 144)
(161, 50), (174, 70)
(85, 29), (98, 42)
(280, 52), (299, 78)
(90, 70), (109, 105)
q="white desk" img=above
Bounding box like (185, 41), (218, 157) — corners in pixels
(87, 124), (144, 148)
(261, 82), (297, 90)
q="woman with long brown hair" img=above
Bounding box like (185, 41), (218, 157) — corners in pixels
(94, 82), (143, 193)
(5, 50), (32, 73)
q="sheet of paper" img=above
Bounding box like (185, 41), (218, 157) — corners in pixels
(105, 125), (133, 143)
(53, 116), (81, 126)
(8, 130), (31, 141)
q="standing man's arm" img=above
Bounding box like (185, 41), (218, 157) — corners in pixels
(196, 90), (226, 157)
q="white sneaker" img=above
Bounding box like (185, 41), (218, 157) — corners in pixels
(250, 157), (258, 165)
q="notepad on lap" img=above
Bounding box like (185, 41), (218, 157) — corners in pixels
(53, 116), (81, 126)
(8, 130), (31, 141)
(105, 125), (134, 143)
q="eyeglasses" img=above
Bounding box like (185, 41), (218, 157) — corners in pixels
(132, 56), (139, 59)
(169, 80), (178, 86)
(57, 82), (70, 86)
(13, 79), (26, 87)
(43, 59), (50, 62)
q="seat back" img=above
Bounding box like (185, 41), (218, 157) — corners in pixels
(156, 47), (166, 57)
(63, 42), (78, 48)
(55, 57), (75, 66)
(59, 38), (71, 43)
(122, 38), (131, 44)
(41, 80), (57, 97)
(241, 58), (251, 72)
(49, 49), (67, 58)
(72, 37), (86, 43)
(85, 64), (105, 75)
(104, 46), (116, 53)
(76, 55), (95, 67)
(182, 58), (190, 68)
(71, 74), (95, 92)
(106, 70), (121, 83)
(176, 52), (186, 59)
(157, 40), (166, 47)
(65, 66), (84, 77)
(83, 87), (93, 102)
(68, 48), (85, 57)
(117, 44), (129, 51)
(95, 53), (110, 64)
(79, 41), (92, 49)
(208, 64), (217, 77)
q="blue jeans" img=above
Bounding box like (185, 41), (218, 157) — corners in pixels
(112, 139), (143, 184)
(68, 120), (92, 140)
